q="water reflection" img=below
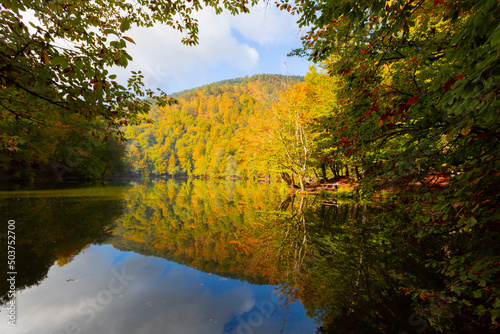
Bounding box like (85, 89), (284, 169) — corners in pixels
(0, 186), (126, 306)
(0, 181), (317, 333)
(1, 179), (484, 333)
(243, 197), (425, 333)
(1, 244), (312, 334)
(110, 179), (287, 283)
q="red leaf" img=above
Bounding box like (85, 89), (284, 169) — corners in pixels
(345, 149), (355, 156)
(407, 96), (418, 105)
(443, 79), (455, 92)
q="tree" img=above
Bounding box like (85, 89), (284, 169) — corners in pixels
(151, 145), (170, 175)
(0, 0), (257, 158)
(224, 155), (238, 177)
(280, 0), (500, 327)
(167, 152), (177, 176)
(246, 79), (318, 190)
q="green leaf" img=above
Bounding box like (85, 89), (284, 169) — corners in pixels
(104, 28), (118, 36)
(120, 19), (131, 32)
(468, 272), (478, 280)
(466, 217), (478, 227)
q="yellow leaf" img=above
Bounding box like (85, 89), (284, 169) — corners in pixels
(461, 128), (471, 136)
(122, 36), (136, 44)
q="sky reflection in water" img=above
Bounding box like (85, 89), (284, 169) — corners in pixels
(0, 243), (316, 334)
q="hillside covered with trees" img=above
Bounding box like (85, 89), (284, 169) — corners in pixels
(124, 74), (303, 178)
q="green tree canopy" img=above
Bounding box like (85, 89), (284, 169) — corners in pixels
(279, 0), (500, 327)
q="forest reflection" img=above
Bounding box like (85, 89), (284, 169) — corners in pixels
(0, 180), (461, 333)
(112, 179), (443, 333)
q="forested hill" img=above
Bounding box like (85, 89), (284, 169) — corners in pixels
(125, 74), (303, 177)
(170, 74), (303, 99)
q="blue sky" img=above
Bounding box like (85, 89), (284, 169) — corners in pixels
(118, 3), (312, 94)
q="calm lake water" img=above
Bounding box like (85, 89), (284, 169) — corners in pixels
(0, 179), (439, 333)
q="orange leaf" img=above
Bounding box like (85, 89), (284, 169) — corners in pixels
(122, 36), (136, 44)
(41, 50), (50, 64)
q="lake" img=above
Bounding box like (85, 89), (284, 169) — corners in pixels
(0, 179), (442, 333)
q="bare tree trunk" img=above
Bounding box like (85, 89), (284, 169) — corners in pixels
(280, 172), (294, 186)
(298, 175), (306, 191)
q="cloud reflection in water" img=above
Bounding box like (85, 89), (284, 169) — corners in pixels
(0, 245), (316, 334)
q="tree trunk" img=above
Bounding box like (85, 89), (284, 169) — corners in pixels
(355, 165), (361, 180)
(329, 164), (338, 178)
(280, 172), (293, 186)
(298, 175), (306, 191)
(280, 172), (299, 188)
(321, 163), (327, 180)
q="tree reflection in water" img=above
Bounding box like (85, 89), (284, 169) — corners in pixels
(241, 194), (480, 333)
(3, 180), (496, 333)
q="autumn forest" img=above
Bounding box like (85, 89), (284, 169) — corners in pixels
(1, 0), (499, 333)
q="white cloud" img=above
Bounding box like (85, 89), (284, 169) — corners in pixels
(228, 3), (301, 46)
(109, 3), (306, 93)
(117, 7), (260, 92)
(0, 245), (294, 334)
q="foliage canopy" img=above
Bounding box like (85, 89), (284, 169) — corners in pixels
(275, 0), (500, 328)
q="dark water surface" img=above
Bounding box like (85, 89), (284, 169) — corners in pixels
(0, 179), (441, 333)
